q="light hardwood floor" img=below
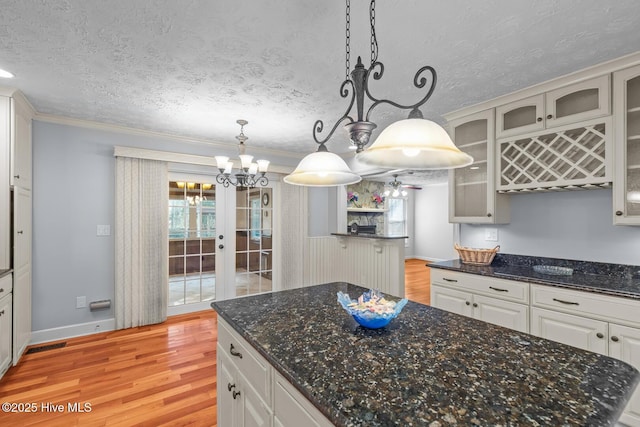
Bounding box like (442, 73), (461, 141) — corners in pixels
(0, 260), (430, 426)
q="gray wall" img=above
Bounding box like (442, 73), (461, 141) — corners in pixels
(460, 189), (640, 265)
(32, 120), (297, 331)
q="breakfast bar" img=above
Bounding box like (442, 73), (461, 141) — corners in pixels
(212, 282), (639, 426)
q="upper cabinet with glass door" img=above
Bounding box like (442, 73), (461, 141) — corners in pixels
(448, 109), (509, 224)
(613, 64), (640, 225)
(496, 75), (610, 139)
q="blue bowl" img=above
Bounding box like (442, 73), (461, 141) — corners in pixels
(337, 290), (408, 329)
(352, 314), (392, 329)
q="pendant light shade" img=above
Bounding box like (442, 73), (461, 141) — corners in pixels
(284, 150), (362, 187)
(355, 118), (473, 169)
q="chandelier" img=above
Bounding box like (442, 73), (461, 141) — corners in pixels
(284, 0), (473, 187)
(384, 175), (408, 198)
(215, 120), (269, 188)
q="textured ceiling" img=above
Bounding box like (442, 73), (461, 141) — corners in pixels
(1, 0), (640, 172)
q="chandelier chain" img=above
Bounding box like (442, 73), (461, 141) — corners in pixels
(370, 0), (378, 65)
(345, 0), (351, 80)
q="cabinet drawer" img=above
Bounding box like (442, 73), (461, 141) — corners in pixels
(218, 318), (271, 405)
(431, 270), (528, 303)
(0, 274), (11, 299)
(531, 285), (640, 328)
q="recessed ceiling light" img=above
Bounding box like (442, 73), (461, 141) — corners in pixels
(0, 69), (14, 78)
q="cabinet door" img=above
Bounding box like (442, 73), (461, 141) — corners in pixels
(274, 372), (332, 427)
(218, 346), (239, 427)
(10, 96), (32, 189)
(448, 109), (509, 224)
(0, 97), (9, 270)
(530, 307), (607, 355)
(0, 294), (12, 379)
(473, 294), (529, 333)
(608, 323), (640, 426)
(545, 75), (610, 128)
(496, 95), (545, 139)
(239, 370), (272, 427)
(12, 187), (31, 364)
(430, 285), (473, 317)
(613, 64), (640, 224)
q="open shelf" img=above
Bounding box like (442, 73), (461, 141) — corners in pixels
(455, 180), (487, 187)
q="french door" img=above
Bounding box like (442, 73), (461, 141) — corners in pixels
(168, 177), (274, 314)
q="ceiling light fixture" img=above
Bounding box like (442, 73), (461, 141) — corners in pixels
(215, 120), (269, 188)
(0, 69), (14, 79)
(384, 175), (408, 198)
(285, 0), (473, 187)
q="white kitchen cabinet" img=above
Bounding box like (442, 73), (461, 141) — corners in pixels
(274, 372), (333, 427)
(9, 94), (32, 190)
(531, 307), (607, 355)
(0, 274), (12, 379)
(0, 97), (9, 270)
(448, 109), (510, 224)
(430, 270), (529, 333)
(217, 317), (333, 427)
(496, 75), (610, 139)
(217, 319), (272, 427)
(609, 324), (640, 426)
(613, 64), (640, 225)
(12, 186), (31, 364)
(529, 284), (640, 426)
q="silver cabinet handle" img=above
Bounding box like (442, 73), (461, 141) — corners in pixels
(443, 278), (457, 283)
(552, 298), (579, 306)
(596, 333), (604, 339)
(489, 286), (508, 292)
(611, 336), (619, 342)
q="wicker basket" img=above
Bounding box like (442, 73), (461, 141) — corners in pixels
(454, 243), (500, 266)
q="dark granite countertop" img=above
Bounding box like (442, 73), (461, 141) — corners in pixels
(0, 269), (11, 279)
(331, 233), (408, 240)
(430, 253), (640, 300)
(212, 282), (639, 427)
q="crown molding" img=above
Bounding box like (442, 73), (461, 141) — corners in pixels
(33, 111), (305, 161)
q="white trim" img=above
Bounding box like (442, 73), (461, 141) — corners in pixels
(35, 112), (304, 160)
(444, 50), (640, 121)
(114, 146), (293, 174)
(30, 318), (117, 345)
(167, 301), (214, 317)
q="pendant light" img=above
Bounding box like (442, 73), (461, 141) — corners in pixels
(286, 0), (473, 186)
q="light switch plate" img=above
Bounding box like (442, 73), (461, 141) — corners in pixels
(485, 227), (498, 241)
(97, 225), (111, 236)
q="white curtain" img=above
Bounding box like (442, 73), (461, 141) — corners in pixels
(279, 183), (307, 289)
(115, 157), (168, 329)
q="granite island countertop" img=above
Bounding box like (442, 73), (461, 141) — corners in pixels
(212, 282), (640, 427)
(429, 253), (640, 300)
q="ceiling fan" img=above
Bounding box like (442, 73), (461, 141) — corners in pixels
(384, 174), (421, 197)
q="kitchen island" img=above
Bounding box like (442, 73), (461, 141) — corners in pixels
(212, 282), (639, 426)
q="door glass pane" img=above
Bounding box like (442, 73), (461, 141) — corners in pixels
(555, 89), (598, 118)
(168, 180), (217, 306)
(235, 187), (272, 296)
(503, 105), (537, 130)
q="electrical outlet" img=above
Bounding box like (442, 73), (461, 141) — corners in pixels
(76, 296), (87, 309)
(96, 225), (111, 236)
(485, 228), (498, 242)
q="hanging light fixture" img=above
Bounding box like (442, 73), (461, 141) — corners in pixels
(215, 120), (270, 188)
(384, 175), (408, 198)
(285, 0), (473, 186)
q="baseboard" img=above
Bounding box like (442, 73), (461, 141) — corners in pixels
(30, 318), (116, 345)
(406, 255), (448, 263)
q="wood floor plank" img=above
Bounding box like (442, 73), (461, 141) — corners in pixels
(0, 262), (429, 426)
